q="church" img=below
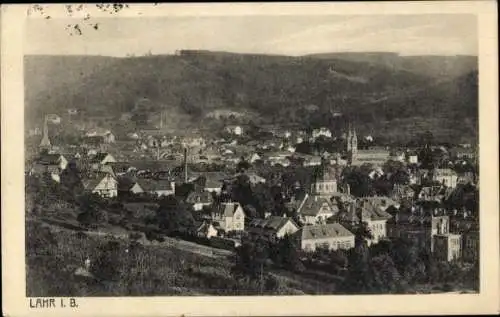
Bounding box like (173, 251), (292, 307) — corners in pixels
(346, 124), (390, 167)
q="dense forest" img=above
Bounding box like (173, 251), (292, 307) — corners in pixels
(25, 51), (478, 143)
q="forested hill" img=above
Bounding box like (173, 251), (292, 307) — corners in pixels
(25, 51), (478, 143)
(306, 52), (477, 80)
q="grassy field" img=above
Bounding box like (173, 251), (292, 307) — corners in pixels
(26, 219), (341, 297)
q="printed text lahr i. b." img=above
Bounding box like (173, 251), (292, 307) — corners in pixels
(29, 298), (78, 308)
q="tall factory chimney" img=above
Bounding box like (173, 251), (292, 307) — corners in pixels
(183, 147), (188, 183)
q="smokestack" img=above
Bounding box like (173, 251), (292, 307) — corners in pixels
(184, 147), (188, 183)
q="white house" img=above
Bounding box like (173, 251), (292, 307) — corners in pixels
(433, 169), (459, 188)
(212, 202), (246, 232)
(390, 151), (406, 162)
(406, 152), (419, 164)
(347, 200), (393, 244)
(225, 125), (243, 136)
(89, 152), (116, 170)
(38, 153), (68, 171)
(296, 194), (339, 225)
(247, 216), (299, 242)
(117, 177), (144, 196)
(85, 129), (116, 144)
(83, 174), (118, 198)
(138, 179), (176, 197)
(294, 223), (355, 252)
(195, 221), (219, 239)
(312, 127), (332, 139)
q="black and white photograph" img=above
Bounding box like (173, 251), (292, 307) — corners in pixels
(1, 2), (499, 316)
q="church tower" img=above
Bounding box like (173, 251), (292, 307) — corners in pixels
(346, 123), (358, 163)
(310, 163), (338, 197)
(39, 115), (51, 151)
(347, 123), (353, 152)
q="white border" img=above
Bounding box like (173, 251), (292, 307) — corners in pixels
(2, 2), (499, 316)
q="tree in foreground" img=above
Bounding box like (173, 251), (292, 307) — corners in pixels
(155, 195), (195, 236)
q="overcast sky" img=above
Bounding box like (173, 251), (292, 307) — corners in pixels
(25, 14), (478, 57)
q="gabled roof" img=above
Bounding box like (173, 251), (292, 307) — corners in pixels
(82, 178), (103, 191)
(195, 221), (217, 234)
(215, 202), (245, 217)
(117, 176), (138, 191)
(248, 216), (298, 232)
(109, 162), (132, 173)
(297, 223), (354, 240)
(361, 196), (400, 210)
(298, 195), (337, 217)
(98, 164), (115, 176)
(186, 191), (214, 204)
(434, 168), (458, 177)
(37, 153), (63, 166)
(89, 152), (112, 164)
(359, 199), (393, 221)
(418, 186), (446, 200)
(137, 179), (174, 192)
(335, 199), (393, 223)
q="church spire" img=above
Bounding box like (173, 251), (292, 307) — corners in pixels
(346, 121), (357, 164)
(39, 114), (51, 151)
(347, 122), (352, 152)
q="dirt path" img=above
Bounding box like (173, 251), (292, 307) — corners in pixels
(37, 218), (232, 259)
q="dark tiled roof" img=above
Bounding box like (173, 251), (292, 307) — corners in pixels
(186, 191), (214, 204)
(298, 195), (337, 217)
(297, 223), (354, 240)
(137, 179), (174, 192)
(117, 176), (138, 191)
(248, 216), (297, 231)
(215, 202), (244, 217)
(129, 160), (178, 173)
(82, 178), (102, 190)
(89, 152), (111, 164)
(37, 154), (63, 165)
(109, 162), (132, 173)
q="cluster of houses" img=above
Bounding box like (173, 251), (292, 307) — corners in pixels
(27, 116), (479, 264)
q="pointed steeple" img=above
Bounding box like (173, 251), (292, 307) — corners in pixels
(39, 115), (51, 150)
(346, 122), (352, 152)
(351, 123), (358, 154)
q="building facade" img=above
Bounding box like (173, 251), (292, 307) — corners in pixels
(212, 202), (246, 232)
(462, 230), (479, 263)
(434, 234), (462, 262)
(294, 223), (355, 252)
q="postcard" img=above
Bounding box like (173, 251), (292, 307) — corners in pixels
(1, 2), (499, 316)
